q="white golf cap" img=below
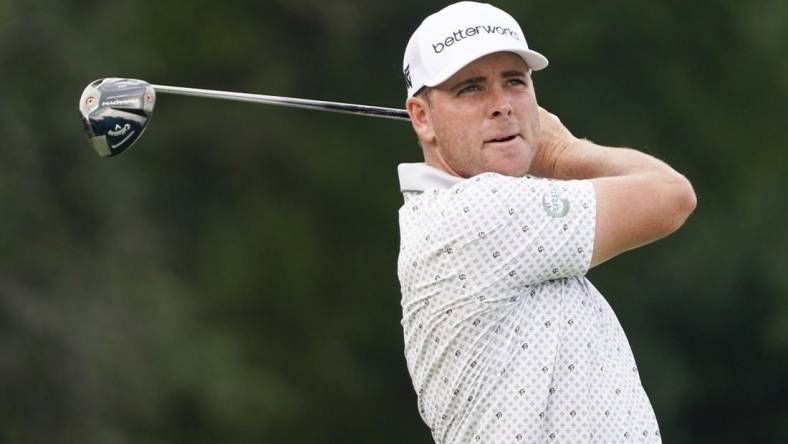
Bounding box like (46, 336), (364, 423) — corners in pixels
(403, 1), (548, 97)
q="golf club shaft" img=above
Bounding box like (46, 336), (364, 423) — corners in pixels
(152, 84), (411, 121)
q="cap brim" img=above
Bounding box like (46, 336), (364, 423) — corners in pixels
(423, 47), (548, 90)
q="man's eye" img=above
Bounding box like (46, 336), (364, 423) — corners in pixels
(458, 84), (481, 95)
(506, 78), (526, 86)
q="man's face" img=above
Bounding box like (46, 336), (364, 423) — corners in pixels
(411, 52), (540, 178)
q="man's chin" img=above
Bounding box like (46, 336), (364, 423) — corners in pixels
(486, 151), (534, 177)
(484, 161), (529, 177)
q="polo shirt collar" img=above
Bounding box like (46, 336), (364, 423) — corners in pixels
(398, 163), (463, 192)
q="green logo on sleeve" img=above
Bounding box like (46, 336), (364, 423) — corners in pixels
(542, 188), (570, 218)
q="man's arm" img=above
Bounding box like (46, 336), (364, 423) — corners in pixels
(529, 108), (697, 268)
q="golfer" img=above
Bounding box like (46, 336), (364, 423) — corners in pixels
(396, 2), (696, 443)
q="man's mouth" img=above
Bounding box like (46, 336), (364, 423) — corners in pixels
(485, 134), (519, 144)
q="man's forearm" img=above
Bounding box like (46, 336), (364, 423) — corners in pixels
(549, 138), (684, 182)
(529, 108), (688, 182)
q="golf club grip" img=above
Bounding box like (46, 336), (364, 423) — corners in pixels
(152, 84), (411, 121)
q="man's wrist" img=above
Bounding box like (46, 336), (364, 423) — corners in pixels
(529, 135), (578, 178)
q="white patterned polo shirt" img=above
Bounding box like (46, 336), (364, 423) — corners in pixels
(397, 162), (661, 444)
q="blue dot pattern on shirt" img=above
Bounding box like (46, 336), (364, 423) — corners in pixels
(397, 171), (661, 444)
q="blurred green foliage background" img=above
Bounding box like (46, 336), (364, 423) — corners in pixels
(1, 0), (786, 442)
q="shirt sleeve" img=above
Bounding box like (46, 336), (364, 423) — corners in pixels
(440, 173), (596, 287)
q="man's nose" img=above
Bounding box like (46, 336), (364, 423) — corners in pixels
(489, 87), (513, 118)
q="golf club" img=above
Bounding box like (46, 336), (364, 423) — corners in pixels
(79, 77), (410, 158)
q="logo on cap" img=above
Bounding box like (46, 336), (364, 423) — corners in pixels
(403, 64), (413, 89)
(432, 24), (520, 54)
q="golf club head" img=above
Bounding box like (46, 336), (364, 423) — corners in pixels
(79, 78), (156, 157)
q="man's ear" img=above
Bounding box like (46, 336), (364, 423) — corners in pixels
(406, 95), (435, 144)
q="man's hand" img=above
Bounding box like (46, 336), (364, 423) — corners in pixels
(528, 107), (577, 178)
(528, 107), (697, 267)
